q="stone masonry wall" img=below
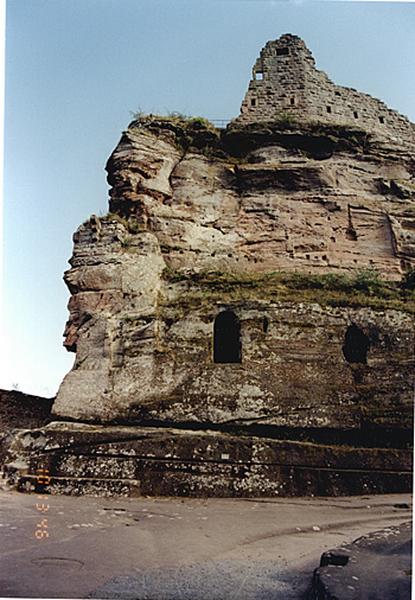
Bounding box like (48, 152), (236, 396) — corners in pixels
(236, 34), (415, 144)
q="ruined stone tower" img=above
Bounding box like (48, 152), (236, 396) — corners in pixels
(237, 34), (415, 143)
(5, 35), (414, 498)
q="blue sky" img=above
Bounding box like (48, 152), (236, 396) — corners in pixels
(2, 0), (415, 397)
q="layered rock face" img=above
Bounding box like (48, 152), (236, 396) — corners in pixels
(7, 35), (414, 497)
(52, 117), (415, 430)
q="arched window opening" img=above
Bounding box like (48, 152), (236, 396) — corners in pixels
(214, 311), (241, 364)
(342, 324), (370, 364)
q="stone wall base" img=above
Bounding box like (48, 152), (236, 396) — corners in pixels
(4, 422), (412, 498)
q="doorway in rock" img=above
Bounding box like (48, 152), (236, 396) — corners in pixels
(342, 324), (370, 364)
(214, 310), (241, 363)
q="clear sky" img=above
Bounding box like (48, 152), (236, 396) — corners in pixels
(2, 0), (415, 397)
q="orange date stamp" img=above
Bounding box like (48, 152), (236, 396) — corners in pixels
(34, 467), (51, 540)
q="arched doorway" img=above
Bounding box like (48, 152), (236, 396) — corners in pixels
(213, 311), (241, 363)
(342, 324), (370, 364)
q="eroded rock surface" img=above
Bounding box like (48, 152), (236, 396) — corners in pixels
(52, 118), (415, 432)
(11, 35), (414, 497)
(6, 422), (412, 498)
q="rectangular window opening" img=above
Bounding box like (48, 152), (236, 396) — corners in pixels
(379, 116), (385, 124)
(326, 106), (332, 114)
(353, 111), (359, 119)
(290, 97), (295, 106)
(276, 47), (289, 56)
(255, 72), (264, 81)
(251, 98), (256, 107)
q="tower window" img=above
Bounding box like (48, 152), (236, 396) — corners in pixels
(290, 97), (295, 106)
(255, 72), (264, 81)
(262, 316), (269, 333)
(213, 311), (241, 364)
(276, 47), (289, 56)
(326, 106), (332, 114)
(379, 116), (385, 124)
(251, 98), (256, 107)
(353, 111), (359, 119)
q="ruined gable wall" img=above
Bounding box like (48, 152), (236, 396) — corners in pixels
(237, 34), (415, 144)
(238, 36), (309, 123)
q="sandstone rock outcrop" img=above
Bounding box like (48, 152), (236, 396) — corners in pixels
(51, 117), (415, 430)
(6, 35), (414, 497)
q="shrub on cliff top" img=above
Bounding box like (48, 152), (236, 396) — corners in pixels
(130, 110), (216, 130)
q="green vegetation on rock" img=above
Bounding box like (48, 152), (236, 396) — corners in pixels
(161, 268), (415, 314)
(125, 112), (375, 161)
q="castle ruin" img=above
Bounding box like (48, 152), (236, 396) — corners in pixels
(237, 34), (415, 144)
(4, 35), (414, 498)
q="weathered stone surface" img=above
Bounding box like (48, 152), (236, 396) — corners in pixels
(103, 120), (415, 278)
(50, 106), (415, 428)
(0, 390), (53, 466)
(312, 522), (412, 599)
(236, 34), (415, 145)
(15, 34), (413, 497)
(5, 423), (412, 498)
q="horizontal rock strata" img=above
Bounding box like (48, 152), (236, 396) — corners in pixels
(5, 423), (412, 498)
(51, 118), (415, 437)
(9, 36), (414, 497)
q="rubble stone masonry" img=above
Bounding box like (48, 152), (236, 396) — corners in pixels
(236, 34), (415, 144)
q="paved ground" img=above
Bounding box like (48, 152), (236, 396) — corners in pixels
(0, 489), (411, 599)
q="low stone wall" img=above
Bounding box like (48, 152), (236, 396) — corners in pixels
(5, 423), (412, 498)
